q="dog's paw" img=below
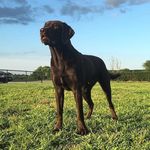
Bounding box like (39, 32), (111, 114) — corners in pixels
(76, 127), (89, 135)
(112, 116), (118, 121)
(52, 127), (62, 134)
(86, 113), (92, 119)
(53, 123), (62, 133)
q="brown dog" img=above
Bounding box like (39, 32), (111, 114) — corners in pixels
(40, 20), (119, 135)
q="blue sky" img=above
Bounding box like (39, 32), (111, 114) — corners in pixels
(0, 0), (150, 70)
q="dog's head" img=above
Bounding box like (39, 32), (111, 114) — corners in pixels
(40, 20), (74, 46)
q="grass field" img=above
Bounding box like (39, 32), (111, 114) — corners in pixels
(0, 81), (150, 150)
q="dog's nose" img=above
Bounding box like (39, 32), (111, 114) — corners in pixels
(40, 28), (44, 32)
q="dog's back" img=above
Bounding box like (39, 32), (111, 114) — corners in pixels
(80, 54), (109, 81)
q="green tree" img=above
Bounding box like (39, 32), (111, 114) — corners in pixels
(120, 68), (130, 72)
(143, 60), (150, 70)
(31, 66), (50, 82)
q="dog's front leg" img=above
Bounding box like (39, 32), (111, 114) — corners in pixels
(53, 86), (64, 132)
(73, 88), (89, 135)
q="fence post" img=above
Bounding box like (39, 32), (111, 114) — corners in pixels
(6, 70), (8, 83)
(25, 71), (28, 83)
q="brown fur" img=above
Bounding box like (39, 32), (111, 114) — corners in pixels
(40, 20), (119, 135)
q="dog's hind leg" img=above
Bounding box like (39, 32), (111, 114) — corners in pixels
(82, 86), (94, 119)
(98, 79), (118, 120)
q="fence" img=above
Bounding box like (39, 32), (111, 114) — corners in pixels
(1, 69), (150, 83)
(0, 69), (34, 83)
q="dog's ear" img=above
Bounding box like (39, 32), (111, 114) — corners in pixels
(62, 22), (75, 44)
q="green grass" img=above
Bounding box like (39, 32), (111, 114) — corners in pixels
(0, 81), (150, 150)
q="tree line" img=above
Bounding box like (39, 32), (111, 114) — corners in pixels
(110, 60), (150, 81)
(10, 60), (150, 82)
(12, 66), (51, 82)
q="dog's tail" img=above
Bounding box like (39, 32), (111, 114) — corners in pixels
(109, 73), (121, 80)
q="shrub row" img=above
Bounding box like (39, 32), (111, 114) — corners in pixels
(111, 70), (150, 81)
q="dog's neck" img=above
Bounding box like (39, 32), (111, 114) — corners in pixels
(49, 41), (81, 67)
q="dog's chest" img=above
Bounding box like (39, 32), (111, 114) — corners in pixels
(59, 74), (71, 90)
(52, 68), (72, 90)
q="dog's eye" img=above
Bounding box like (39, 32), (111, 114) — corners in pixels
(53, 25), (59, 30)
(45, 22), (50, 26)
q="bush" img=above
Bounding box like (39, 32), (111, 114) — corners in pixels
(114, 70), (150, 81)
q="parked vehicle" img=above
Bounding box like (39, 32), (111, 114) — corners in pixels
(0, 71), (13, 83)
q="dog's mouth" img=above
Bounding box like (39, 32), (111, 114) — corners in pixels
(41, 36), (56, 46)
(41, 36), (50, 45)
(40, 30), (49, 44)
(40, 28), (56, 46)
(40, 28), (50, 45)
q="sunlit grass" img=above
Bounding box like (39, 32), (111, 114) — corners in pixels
(0, 81), (150, 149)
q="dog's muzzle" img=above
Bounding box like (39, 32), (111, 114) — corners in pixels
(40, 28), (50, 45)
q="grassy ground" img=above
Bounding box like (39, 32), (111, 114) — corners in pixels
(0, 81), (150, 150)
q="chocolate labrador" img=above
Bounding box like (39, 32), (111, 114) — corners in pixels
(40, 20), (119, 135)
